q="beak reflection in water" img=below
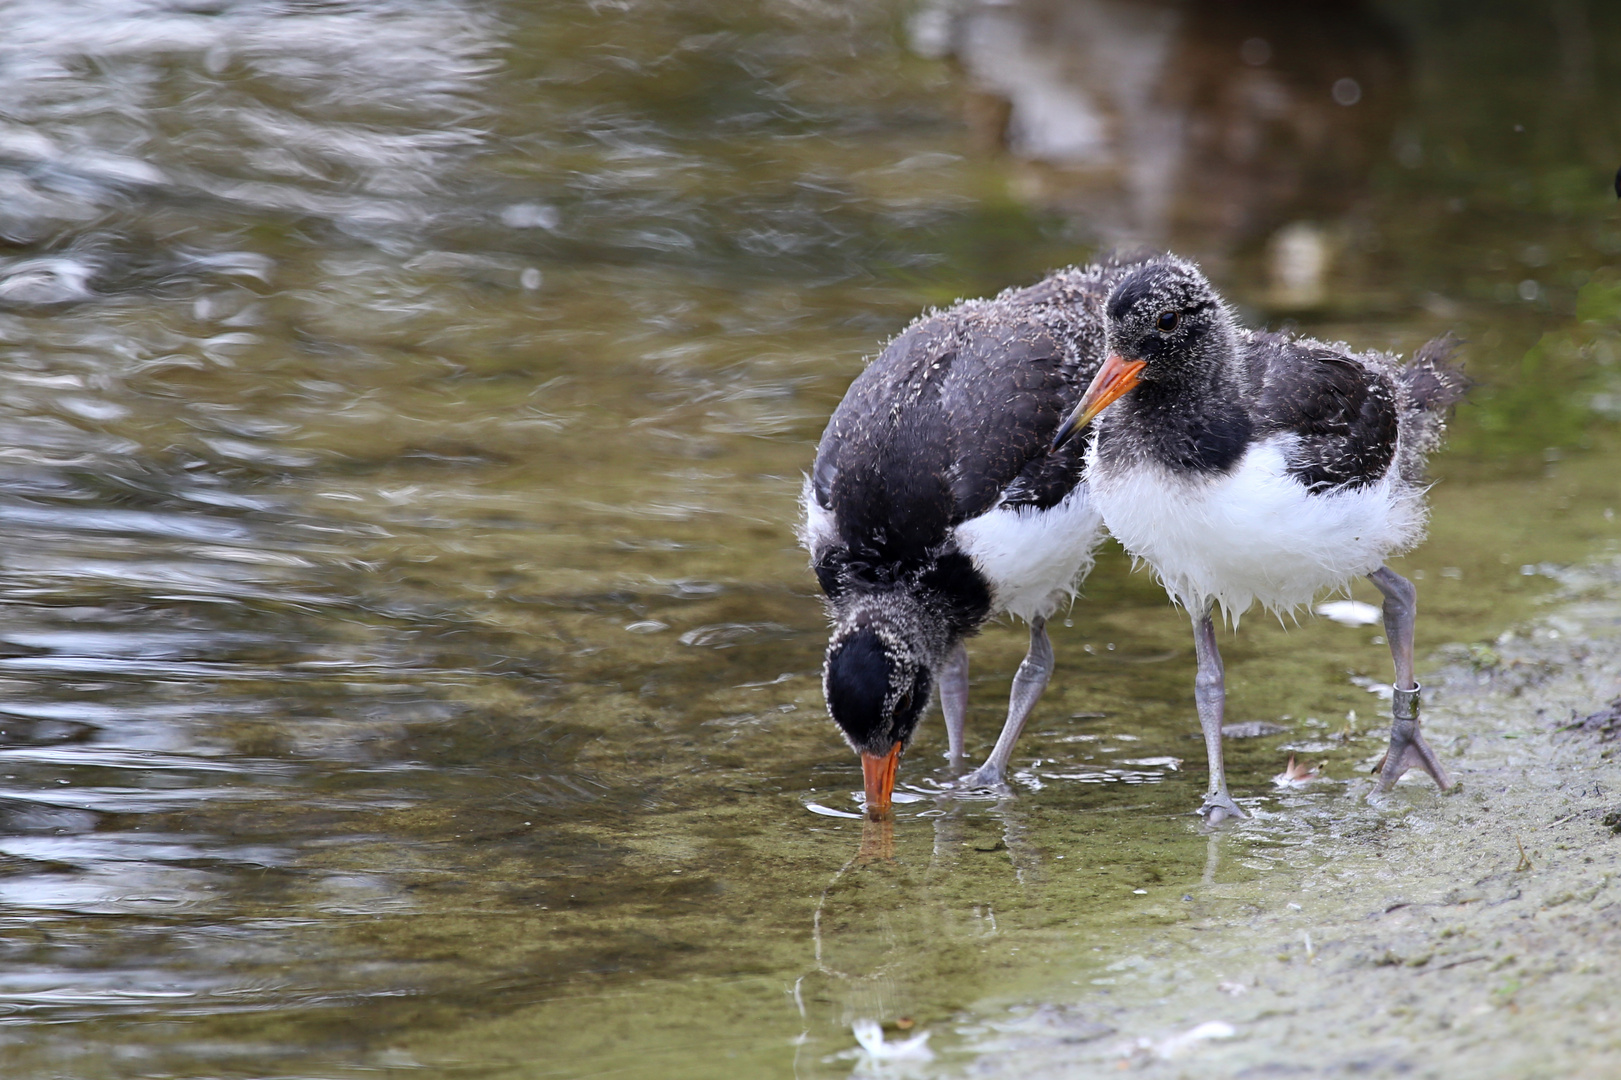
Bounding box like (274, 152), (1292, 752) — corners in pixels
(858, 816), (895, 863)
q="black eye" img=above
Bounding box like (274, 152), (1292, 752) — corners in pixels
(895, 690), (912, 716)
(1156, 310), (1179, 333)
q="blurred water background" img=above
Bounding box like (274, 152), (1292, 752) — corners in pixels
(0, 0), (1614, 1076)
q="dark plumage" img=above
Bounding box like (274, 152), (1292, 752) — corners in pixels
(1054, 255), (1467, 820)
(802, 258), (1146, 814)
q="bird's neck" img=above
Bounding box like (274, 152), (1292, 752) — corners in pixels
(1100, 340), (1254, 477)
(832, 574), (965, 672)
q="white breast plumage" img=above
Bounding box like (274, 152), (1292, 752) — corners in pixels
(797, 476), (838, 562)
(1088, 435), (1427, 622)
(953, 481), (1105, 622)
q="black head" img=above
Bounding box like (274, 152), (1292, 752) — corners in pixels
(823, 625), (932, 757)
(1104, 257), (1235, 385)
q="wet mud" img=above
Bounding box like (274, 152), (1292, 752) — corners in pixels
(948, 557), (1621, 1079)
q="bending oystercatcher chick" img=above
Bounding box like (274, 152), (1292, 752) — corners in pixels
(1052, 255), (1467, 821)
(803, 260), (1142, 817)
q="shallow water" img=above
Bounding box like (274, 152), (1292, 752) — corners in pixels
(0, 1), (1616, 1076)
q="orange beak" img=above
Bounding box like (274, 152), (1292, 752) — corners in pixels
(1052, 354), (1147, 448)
(860, 742), (902, 820)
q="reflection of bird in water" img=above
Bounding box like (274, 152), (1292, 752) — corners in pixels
(803, 804), (1038, 1063)
(1053, 256), (1465, 820)
(803, 258), (1148, 813)
(916, 0), (1406, 302)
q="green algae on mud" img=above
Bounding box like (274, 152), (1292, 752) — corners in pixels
(943, 557), (1621, 1079)
(388, 555), (1621, 1080)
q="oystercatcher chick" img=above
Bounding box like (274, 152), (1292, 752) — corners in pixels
(803, 259), (1142, 817)
(1052, 255), (1467, 821)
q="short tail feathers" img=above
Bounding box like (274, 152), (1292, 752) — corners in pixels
(1392, 333), (1466, 485)
(1401, 333), (1470, 413)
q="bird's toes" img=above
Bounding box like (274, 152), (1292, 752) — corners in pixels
(1198, 793), (1247, 823)
(1372, 730), (1452, 793)
(950, 764), (1012, 794)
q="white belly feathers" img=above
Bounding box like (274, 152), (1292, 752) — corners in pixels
(1088, 436), (1426, 621)
(954, 481), (1105, 622)
(800, 475), (1103, 625)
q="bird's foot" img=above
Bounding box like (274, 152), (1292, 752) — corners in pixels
(1371, 729), (1452, 792)
(1370, 685), (1452, 793)
(949, 762), (1013, 795)
(1198, 791), (1247, 823)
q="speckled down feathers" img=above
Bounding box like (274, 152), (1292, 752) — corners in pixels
(1243, 329), (1463, 492)
(1087, 256), (1468, 621)
(801, 256), (1147, 752)
(806, 256), (1143, 595)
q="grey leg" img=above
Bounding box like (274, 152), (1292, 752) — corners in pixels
(1193, 601), (1245, 821)
(939, 640), (969, 763)
(1368, 566), (1451, 791)
(929, 803), (969, 869)
(998, 803), (1042, 887)
(958, 617), (1052, 789)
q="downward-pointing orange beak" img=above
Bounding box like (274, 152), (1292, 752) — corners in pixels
(1052, 354), (1147, 449)
(860, 742), (902, 820)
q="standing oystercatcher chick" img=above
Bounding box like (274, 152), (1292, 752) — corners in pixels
(1052, 255), (1467, 821)
(804, 259), (1143, 817)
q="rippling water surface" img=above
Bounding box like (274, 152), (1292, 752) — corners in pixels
(0, 1), (1616, 1076)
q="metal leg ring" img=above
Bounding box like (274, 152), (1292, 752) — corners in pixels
(1392, 682), (1421, 722)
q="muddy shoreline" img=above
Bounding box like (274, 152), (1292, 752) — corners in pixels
(947, 557), (1621, 1078)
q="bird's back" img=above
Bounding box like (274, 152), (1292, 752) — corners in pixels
(1245, 330), (1466, 492)
(807, 262), (1135, 587)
